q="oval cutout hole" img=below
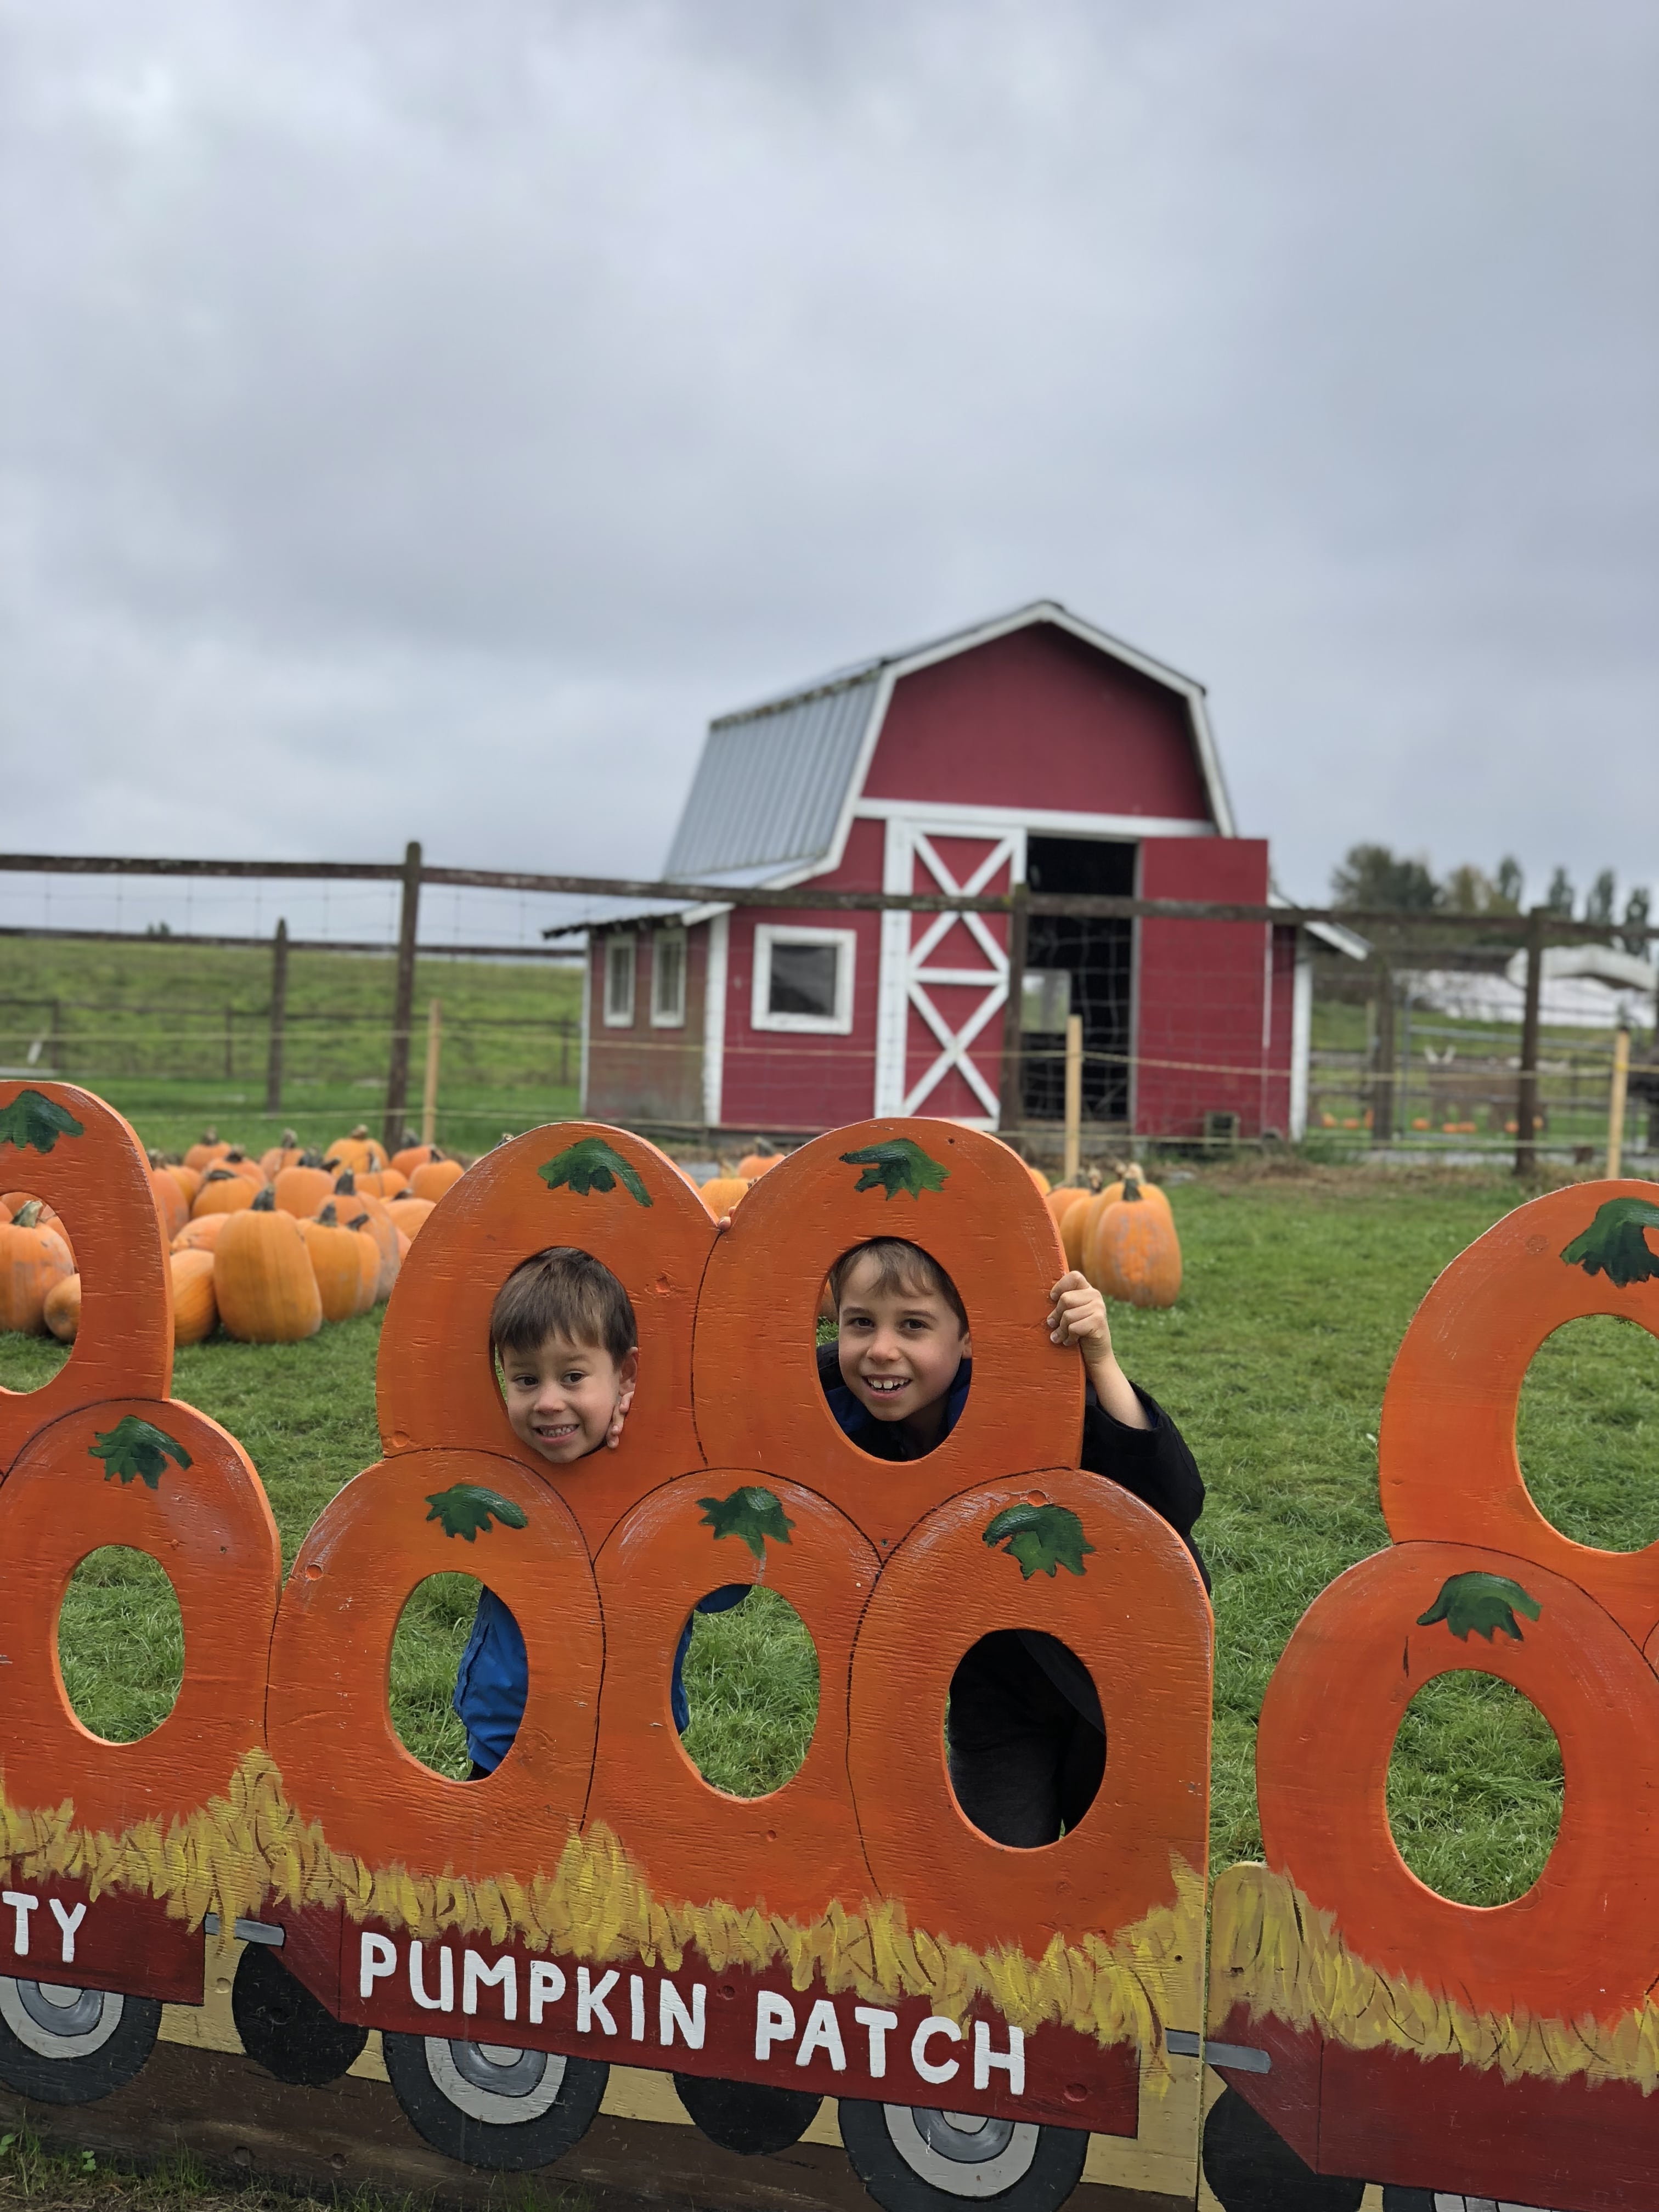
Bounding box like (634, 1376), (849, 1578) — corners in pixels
(945, 1629), (1104, 1848)
(1386, 1672), (1562, 1905)
(58, 1545), (183, 1742)
(821, 1240), (971, 1457)
(1518, 1312), (1659, 1553)
(390, 1572), (489, 1779)
(680, 1588), (819, 1799)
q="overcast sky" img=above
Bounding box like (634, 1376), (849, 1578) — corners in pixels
(4, 0), (1655, 936)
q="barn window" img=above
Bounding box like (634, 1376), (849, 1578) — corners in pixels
(752, 926), (856, 1035)
(651, 929), (687, 1028)
(603, 935), (636, 1026)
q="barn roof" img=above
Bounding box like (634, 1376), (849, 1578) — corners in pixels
(662, 600), (1234, 884)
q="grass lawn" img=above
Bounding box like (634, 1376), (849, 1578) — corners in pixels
(6, 1161), (1656, 1908)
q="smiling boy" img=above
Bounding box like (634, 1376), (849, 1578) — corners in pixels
(819, 1236), (1206, 1847)
(454, 1246), (741, 1775)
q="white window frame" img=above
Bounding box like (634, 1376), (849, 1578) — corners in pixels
(650, 927), (687, 1028)
(752, 924), (857, 1035)
(602, 934), (636, 1027)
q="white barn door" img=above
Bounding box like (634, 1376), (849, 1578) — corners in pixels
(873, 819), (1024, 1126)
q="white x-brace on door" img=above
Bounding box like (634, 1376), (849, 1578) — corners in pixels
(873, 820), (1025, 1125)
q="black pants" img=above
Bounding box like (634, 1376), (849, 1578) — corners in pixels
(945, 1630), (1105, 1849)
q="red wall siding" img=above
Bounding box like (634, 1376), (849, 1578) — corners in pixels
(583, 924), (707, 1129)
(1135, 839), (1277, 1138)
(862, 624), (1215, 822)
(719, 900), (882, 1134)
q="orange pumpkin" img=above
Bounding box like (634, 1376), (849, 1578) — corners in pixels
(218, 1149), (268, 1187)
(324, 1124), (387, 1175)
(43, 1271), (81, 1344)
(1046, 1185), (1089, 1237)
(191, 1166), (256, 1218)
(170, 1248), (218, 1345)
(302, 1201), (379, 1322)
(409, 1156), (464, 1201)
(1091, 1178), (1182, 1307)
(330, 1174), (399, 1300)
(184, 1129), (233, 1173)
(258, 1130), (305, 1179)
(150, 1166), (190, 1243)
(166, 1163), (202, 1203)
(172, 1214), (232, 1255)
(736, 1151), (782, 1181)
(391, 1142), (442, 1180)
(273, 1161), (336, 1218)
(699, 1175), (751, 1217)
(385, 1190), (435, 1239)
(1067, 1183), (1118, 1276)
(336, 1164), (407, 1200)
(213, 1188), (323, 1342)
(1025, 1163), (1052, 1195)
(0, 1201), (75, 1334)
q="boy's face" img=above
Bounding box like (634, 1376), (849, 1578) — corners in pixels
(835, 1254), (970, 1429)
(500, 1333), (638, 1464)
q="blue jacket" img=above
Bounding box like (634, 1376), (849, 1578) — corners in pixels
(455, 1581), (748, 1773)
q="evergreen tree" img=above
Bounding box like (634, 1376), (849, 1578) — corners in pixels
(1330, 844), (1441, 911)
(1494, 856), (1524, 910)
(1587, 869), (1617, 928)
(1623, 886), (1652, 960)
(1545, 867), (1576, 917)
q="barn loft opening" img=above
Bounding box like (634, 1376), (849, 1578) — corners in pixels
(1022, 837), (1135, 1126)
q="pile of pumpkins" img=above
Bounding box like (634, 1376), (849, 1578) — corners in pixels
(1042, 1161), (1182, 1310)
(0, 1126), (466, 1350)
(696, 1148), (786, 1217)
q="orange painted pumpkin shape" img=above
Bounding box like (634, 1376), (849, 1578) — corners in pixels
(848, 1468), (1212, 1957)
(1379, 1179), (1659, 1648)
(0, 1084), (172, 1469)
(0, 1397), (280, 1838)
(587, 1470), (880, 1917)
(693, 1119), (1079, 1551)
(377, 1122), (714, 1555)
(265, 1449), (602, 1888)
(1255, 1539), (1659, 2027)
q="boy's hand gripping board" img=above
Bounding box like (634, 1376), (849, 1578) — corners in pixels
(1209, 1181), (1659, 2212)
(0, 1102), (1215, 2212)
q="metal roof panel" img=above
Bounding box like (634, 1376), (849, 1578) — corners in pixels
(664, 676), (882, 880)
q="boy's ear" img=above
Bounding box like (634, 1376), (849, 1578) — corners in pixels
(616, 1345), (640, 1408)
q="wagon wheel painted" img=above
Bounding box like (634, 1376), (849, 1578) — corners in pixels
(0, 1979), (162, 2104)
(380, 2029), (607, 2169)
(838, 2097), (1087, 2212)
(231, 1942), (367, 2087)
(1201, 2087), (1364, 2212)
(672, 2073), (823, 2155)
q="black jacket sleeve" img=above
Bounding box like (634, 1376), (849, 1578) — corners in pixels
(1080, 1382), (1210, 1590)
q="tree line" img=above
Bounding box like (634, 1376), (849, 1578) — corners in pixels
(1330, 845), (1652, 951)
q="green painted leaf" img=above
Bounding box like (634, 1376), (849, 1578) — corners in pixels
(537, 1136), (652, 1208)
(1417, 1571), (1541, 1644)
(88, 1417), (193, 1492)
(839, 1138), (950, 1201)
(697, 1484), (795, 1563)
(983, 1502), (1095, 1580)
(0, 1091), (84, 1155)
(424, 1484), (529, 1542)
(1560, 1198), (1659, 1289)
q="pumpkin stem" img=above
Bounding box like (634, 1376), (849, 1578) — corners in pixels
(1121, 1177), (1143, 1201)
(252, 1185), (276, 1212)
(280, 1128), (298, 1146)
(317, 1201), (339, 1225)
(201, 1127), (219, 1143)
(15, 1199), (43, 1228)
(336, 1170), (357, 1194)
(204, 1166), (237, 1183)
(300, 1148), (326, 1167)
(350, 1124), (370, 1140)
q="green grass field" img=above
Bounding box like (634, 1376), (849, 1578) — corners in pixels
(6, 1163), (1656, 1907)
(0, 938), (583, 1155)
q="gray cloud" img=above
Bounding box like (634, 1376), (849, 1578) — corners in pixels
(3, 0), (1654, 918)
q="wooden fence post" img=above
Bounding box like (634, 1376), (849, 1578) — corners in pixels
(1607, 1025), (1630, 1180)
(1372, 962), (1396, 1143)
(1515, 908), (1546, 1176)
(382, 842), (423, 1152)
(1063, 1013), (1082, 1183)
(421, 1000), (442, 1148)
(997, 884), (1029, 1138)
(265, 919), (288, 1114)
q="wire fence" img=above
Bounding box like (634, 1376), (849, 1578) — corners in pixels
(0, 848), (1653, 1170)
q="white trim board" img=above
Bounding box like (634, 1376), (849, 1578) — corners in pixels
(853, 800), (1216, 839)
(701, 912), (729, 1128)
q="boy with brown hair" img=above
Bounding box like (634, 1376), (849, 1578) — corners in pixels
(820, 1238), (1206, 1847)
(453, 1246), (742, 1774)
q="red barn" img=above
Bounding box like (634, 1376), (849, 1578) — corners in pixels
(581, 602), (1310, 1144)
